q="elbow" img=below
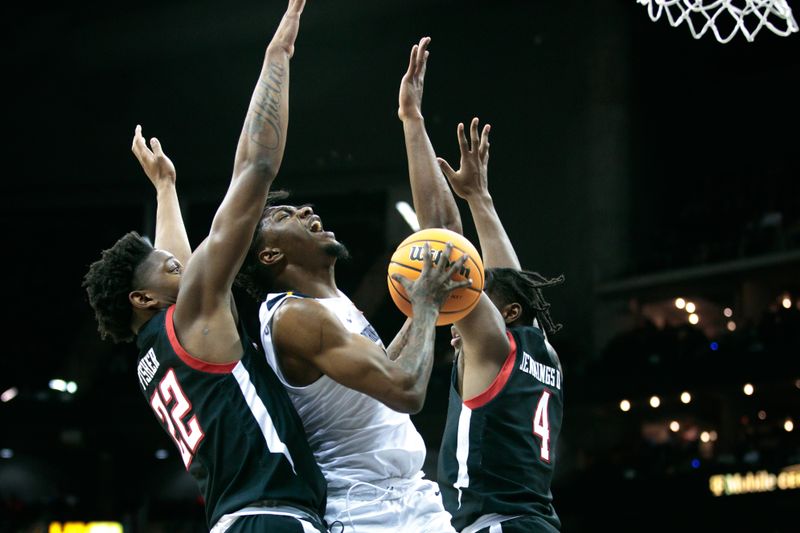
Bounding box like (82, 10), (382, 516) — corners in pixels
(393, 377), (426, 414)
(405, 393), (425, 415)
(248, 157), (278, 181)
(439, 218), (463, 235)
(233, 149), (278, 183)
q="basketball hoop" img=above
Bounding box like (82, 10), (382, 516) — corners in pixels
(636, 0), (798, 42)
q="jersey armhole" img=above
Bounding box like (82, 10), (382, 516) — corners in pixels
(262, 295), (326, 392)
(166, 305), (238, 374)
(463, 331), (517, 409)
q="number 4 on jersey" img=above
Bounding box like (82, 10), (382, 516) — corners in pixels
(532, 389), (551, 462)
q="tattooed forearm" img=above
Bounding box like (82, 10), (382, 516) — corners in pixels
(394, 306), (438, 382)
(247, 61), (286, 150)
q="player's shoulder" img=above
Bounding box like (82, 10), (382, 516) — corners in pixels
(510, 323), (547, 345)
(512, 324), (561, 363)
(272, 294), (341, 332)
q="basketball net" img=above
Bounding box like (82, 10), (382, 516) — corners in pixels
(636, 0), (799, 42)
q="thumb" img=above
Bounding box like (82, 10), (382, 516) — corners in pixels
(437, 157), (457, 180)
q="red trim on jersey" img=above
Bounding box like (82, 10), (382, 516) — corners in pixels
(464, 331), (517, 409)
(166, 305), (237, 374)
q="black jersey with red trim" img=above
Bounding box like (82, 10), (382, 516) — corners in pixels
(437, 326), (563, 531)
(135, 306), (326, 528)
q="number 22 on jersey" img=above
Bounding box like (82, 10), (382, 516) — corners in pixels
(532, 389), (551, 463)
(150, 369), (205, 467)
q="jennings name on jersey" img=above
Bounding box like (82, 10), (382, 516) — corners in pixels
(438, 325), (563, 532)
(135, 306), (326, 529)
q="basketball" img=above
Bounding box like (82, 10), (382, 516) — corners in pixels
(387, 228), (485, 326)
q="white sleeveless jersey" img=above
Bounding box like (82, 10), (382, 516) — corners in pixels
(259, 291), (427, 491)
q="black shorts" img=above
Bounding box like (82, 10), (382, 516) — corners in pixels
(226, 513), (327, 533)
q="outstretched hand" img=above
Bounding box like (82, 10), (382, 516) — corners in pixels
(271, 0), (306, 58)
(438, 117), (491, 200)
(398, 36), (431, 122)
(392, 242), (471, 311)
(131, 124), (176, 191)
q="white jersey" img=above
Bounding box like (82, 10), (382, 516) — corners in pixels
(259, 291), (427, 491)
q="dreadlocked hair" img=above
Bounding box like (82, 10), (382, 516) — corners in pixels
(235, 189), (292, 301)
(82, 231), (154, 344)
(485, 267), (565, 335)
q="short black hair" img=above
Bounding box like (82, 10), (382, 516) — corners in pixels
(235, 189), (291, 301)
(485, 267), (565, 335)
(83, 231), (154, 343)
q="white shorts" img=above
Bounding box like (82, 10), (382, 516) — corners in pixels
(326, 473), (456, 533)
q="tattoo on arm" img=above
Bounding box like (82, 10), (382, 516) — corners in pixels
(393, 310), (437, 382)
(248, 61), (286, 149)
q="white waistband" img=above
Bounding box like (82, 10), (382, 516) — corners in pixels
(328, 473), (422, 500)
(210, 505), (315, 533)
(462, 513), (522, 533)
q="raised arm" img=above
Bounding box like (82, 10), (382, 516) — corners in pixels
(131, 125), (191, 266)
(180, 0), (303, 296)
(398, 37), (462, 233)
(273, 244), (469, 414)
(438, 118), (520, 270)
(173, 0), (306, 360)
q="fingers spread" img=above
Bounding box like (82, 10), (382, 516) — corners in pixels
(479, 124), (491, 159)
(470, 118), (480, 152)
(445, 253), (468, 278)
(421, 241), (433, 270)
(391, 273), (411, 290)
(450, 278), (472, 290)
(436, 242), (454, 269)
(457, 122), (469, 155)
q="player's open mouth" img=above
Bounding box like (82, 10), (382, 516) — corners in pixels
(309, 218), (323, 232)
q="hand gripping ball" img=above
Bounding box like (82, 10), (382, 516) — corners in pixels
(387, 228), (485, 326)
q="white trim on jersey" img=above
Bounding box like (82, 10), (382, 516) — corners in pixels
(462, 513), (522, 533)
(231, 362), (296, 473)
(454, 404), (472, 508)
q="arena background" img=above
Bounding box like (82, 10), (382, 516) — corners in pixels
(3, 1), (799, 531)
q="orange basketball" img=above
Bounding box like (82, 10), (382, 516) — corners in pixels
(387, 228), (484, 326)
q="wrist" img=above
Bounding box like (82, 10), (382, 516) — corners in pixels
(465, 191), (493, 206)
(409, 302), (438, 320)
(155, 182), (177, 195)
(156, 181), (177, 197)
(400, 112), (424, 123)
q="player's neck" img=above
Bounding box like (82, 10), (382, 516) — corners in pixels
(278, 264), (339, 299)
(131, 307), (160, 335)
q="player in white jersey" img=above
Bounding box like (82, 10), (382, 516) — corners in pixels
(236, 198), (465, 531)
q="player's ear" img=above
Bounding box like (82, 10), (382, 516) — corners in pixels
(130, 290), (157, 310)
(259, 247), (284, 267)
(501, 302), (523, 324)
